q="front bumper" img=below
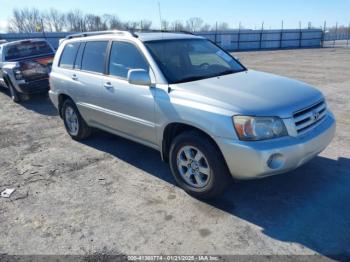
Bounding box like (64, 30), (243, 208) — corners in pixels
(216, 111), (336, 179)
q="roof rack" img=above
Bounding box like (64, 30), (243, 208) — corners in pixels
(65, 30), (136, 40)
(65, 29), (195, 40)
(131, 29), (195, 35)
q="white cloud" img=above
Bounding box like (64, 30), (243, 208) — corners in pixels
(0, 20), (8, 33)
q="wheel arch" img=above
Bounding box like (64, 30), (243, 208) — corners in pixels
(58, 93), (74, 118)
(161, 122), (223, 163)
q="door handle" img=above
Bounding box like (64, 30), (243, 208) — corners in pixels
(72, 74), (78, 81)
(104, 82), (113, 89)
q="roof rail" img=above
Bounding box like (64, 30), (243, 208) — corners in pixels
(131, 29), (195, 35)
(64, 29), (196, 41)
(65, 30), (136, 40)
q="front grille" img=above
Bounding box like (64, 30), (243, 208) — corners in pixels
(293, 100), (327, 134)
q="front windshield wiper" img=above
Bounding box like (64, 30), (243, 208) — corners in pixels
(174, 69), (245, 84)
(173, 75), (209, 84)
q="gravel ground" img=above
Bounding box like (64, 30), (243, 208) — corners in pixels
(0, 48), (349, 258)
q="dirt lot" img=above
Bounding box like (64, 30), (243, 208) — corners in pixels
(0, 48), (349, 258)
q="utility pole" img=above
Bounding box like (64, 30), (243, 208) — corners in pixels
(334, 22), (338, 47)
(347, 22), (350, 48)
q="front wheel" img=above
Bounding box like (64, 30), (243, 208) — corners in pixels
(169, 131), (232, 199)
(8, 82), (21, 103)
(62, 99), (91, 140)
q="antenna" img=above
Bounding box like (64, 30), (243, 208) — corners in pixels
(158, 1), (163, 30)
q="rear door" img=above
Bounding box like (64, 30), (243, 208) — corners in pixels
(69, 41), (109, 124)
(52, 41), (81, 101)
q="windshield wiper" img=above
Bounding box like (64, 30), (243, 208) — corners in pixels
(173, 69), (245, 84)
(216, 69), (238, 77)
(173, 75), (208, 84)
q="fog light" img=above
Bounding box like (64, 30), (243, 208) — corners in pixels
(267, 153), (285, 169)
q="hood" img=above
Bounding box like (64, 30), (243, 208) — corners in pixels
(172, 70), (324, 118)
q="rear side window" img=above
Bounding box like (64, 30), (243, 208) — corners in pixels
(59, 42), (80, 69)
(109, 41), (149, 79)
(81, 41), (108, 74)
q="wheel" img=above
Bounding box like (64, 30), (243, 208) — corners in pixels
(169, 131), (232, 199)
(62, 99), (91, 140)
(8, 82), (21, 103)
(7, 80), (29, 103)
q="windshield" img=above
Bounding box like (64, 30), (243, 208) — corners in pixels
(4, 41), (53, 61)
(144, 39), (246, 84)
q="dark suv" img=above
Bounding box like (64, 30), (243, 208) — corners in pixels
(0, 39), (55, 102)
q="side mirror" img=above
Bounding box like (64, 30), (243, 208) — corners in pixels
(127, 69), (151, 86)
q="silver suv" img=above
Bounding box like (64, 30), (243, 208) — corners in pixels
(49, 31), (336, 198)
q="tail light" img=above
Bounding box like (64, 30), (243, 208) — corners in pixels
(13, 67), (23, 80)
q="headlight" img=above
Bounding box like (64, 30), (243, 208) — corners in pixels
(233, 116), (288, 141)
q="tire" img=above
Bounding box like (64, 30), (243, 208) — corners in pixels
(8, 81), (21, 103)
(169, 131), (232, 199)
(61, 99), (91, 140)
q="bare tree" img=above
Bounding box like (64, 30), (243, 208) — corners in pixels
(123, 21), (140, 30)
(6, 7), (243, 34)
(66, 9), (84, 32)
(186, 17), (203, 32)
(103, 14), (124, 30)
(171, 20), (185, 31)
(140, 20), (152, 30)
(161, 20), (170, 31)
(43, 8), (66, 32)
(217, 22), (229, 31)
(200, 24), (212, 31)
(8, 7), (42, 33)
(84, 14), (107, 31)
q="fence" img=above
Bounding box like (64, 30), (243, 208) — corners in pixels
(0, 28), (342, 51)
(199, 29), (323, 51)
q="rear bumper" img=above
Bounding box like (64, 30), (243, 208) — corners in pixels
(17, 78), (50, 94)
(216, 111), (336, 180)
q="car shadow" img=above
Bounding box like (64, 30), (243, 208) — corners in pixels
(0, 88), (58, 117)
(82, 130), (350, 258)
(21, 94), (59, 117)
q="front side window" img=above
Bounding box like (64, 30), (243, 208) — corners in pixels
(145, 39), (245, 84)
(109, 41), (149, 79)
(59, 42), (80, 69)
(81, 41), (108, 74)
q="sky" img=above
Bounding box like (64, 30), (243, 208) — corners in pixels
(0, 0), (349, 32)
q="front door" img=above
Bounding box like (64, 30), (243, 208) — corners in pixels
(100, 41), (157, 147)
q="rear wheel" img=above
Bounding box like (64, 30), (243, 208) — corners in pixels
(62, 99), (91, 140)
(169, 131), (232, 199)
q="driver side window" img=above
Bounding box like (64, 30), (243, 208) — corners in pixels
(109, 41), (149, 79)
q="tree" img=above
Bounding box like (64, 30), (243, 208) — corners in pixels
(171, 20), (185, 31)
(103, 14), (124, 30)
(186, 17), (203, 32)
(43, 8), (66, 32)
(66, 9), (84, 32)
(200, 24), (212, 31)
(140, 20), (152, 30)
(217, 22), (229, 31)
(123, 21), (140, 30)
(161, 20), (170, 31)
(84, 14), (107, 31)
(8, 8), (42, 33)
